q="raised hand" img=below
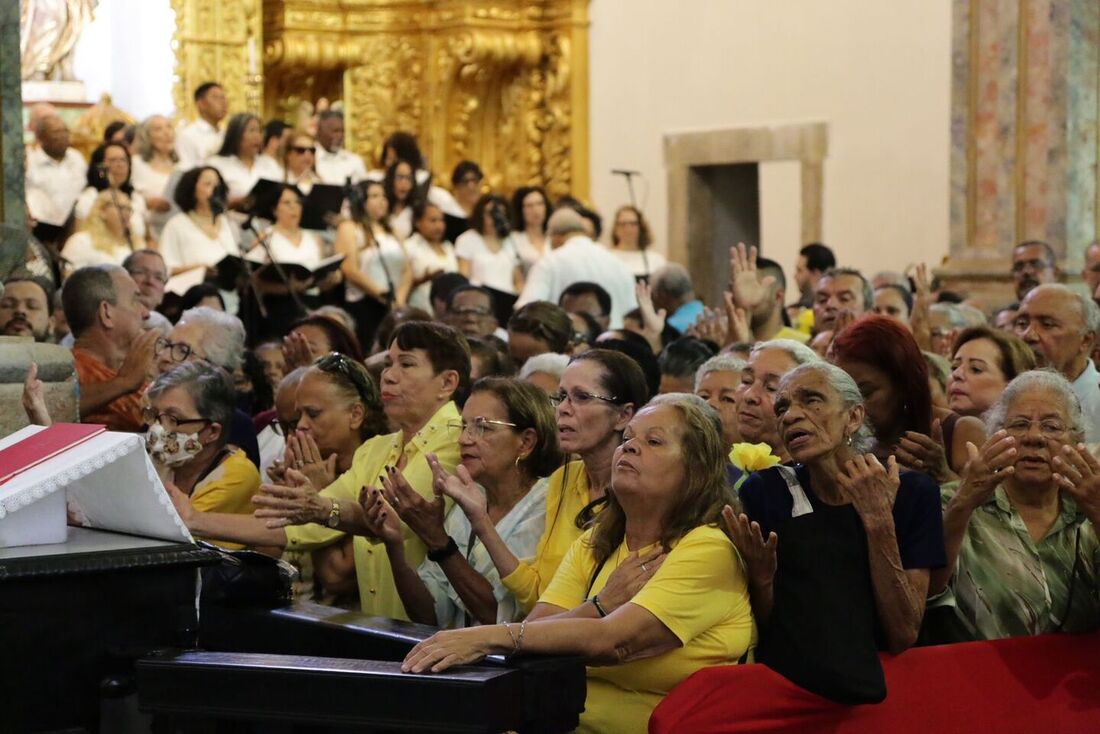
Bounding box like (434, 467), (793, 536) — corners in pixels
(118, 329), (159, 392)
(252, 468), (326, 528)
(22, 362), (51, 426)
(837, 454), (900, 524)
(896, 419), (955, 483)
(955, 431), (1016, 510)
(359, 486), (403, 545)
(728, 242), (777, 311)
(381, 465), (448, 549)
(909, 263), (934, 351)
(427, 453), (487, 524)
(722, 292), (752, 344)
(1053, 443), (1100, 525)
(281, 330), (316, 370)
(633, 280), (667, 353)
(687, 306), (729, 347)
(595, 548), (666, 613)
(721, 505), (777, 588)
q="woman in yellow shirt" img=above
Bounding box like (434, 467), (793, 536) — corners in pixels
(473, 349), (651, 612)
(398, 394), (755, 734)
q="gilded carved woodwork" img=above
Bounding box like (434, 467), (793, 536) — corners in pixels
(173, 0), (588, 200)
(171, 0), (264, 119)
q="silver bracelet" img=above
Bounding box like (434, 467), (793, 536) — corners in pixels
(504, 622), (519, 655)
(515, 619), (527, 654)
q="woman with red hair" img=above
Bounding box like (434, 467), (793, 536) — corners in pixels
(830, 315), (985, 481)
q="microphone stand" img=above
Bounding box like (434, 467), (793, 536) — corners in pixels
(612, 169), (649, 279)
(241, 216), (307, 316)
(107, 183), (135, 251)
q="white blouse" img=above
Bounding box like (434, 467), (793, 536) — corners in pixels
(388, 206), (414, 240)
(159, 212), (240, 273)
(131, 157), (177, 237)
(61, 231), (133, 269)
(612, 247), (667, 279)
(247, 228), (325, 268)
(345, 225), (407, 303)
(208, 154), (284, 201)
(510, 230), (548, 273)
(405, 233), (458, 312)
(454, 230), (522, 295)
(73, 187), (149, 239)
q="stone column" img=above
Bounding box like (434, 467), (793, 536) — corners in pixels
(0, 337), (78, 437)
(0, 0), (26, 234)
(942, 0), (1100, 309)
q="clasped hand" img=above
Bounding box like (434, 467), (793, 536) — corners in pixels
(252, 469), (326, 528)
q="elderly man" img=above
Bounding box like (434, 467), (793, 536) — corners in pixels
(123, 250), (168, 311)
(1011, 240), (1060, 302)
(651, 264), (704, 334)
(812, 266), (873, 335)
(63, 265), (157, 432)
(0, 277), (54, 342)
(443, 285), (500, 339)
(515, 207), (636, 327)
(559, 281), (611, 332)
(1014, 283), (1100, 442)
(25, 115), (87, 228)
(177, 82), (228, 169)
(314, 110), (368, 185)
(156, 306), (261, 467)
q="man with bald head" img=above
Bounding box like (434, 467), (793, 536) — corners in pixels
(514, 207), (637, 327)
(25, 115), (87, 227)
(1014, 283), (1100, 442)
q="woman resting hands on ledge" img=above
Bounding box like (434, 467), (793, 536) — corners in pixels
(726, 361), (945, 704)
(399, 394), (755, 734)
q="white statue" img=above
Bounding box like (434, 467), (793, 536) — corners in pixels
(20, 0), (99, 82)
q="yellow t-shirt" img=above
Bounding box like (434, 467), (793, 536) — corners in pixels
(540, 525), (755, 734)
(283, 402), (462, 619)
(773, 325), (811, 344)
(500, 459), (592, 613)
(190, 448), (262, 550)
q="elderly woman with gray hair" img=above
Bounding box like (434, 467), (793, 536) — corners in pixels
(145, 361), (261, 548)
(930, 369), (1100, 642)
(726, 361), (945, 704)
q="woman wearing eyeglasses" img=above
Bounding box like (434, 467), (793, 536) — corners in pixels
(485, 349), (651, 616)
(384, 159), (418, 240)
(361, 377), (560, 627)
(61, 190), (144, 270)
(928, 370), (1100, 642)
(280, 131), (321, 195)
(146, 361), (261, 550)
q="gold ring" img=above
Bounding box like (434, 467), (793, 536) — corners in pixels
(296, 460), (304, 469)
(641, 563), (648, 572)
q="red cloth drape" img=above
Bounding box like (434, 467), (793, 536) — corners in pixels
(650, 632), (1100, 733)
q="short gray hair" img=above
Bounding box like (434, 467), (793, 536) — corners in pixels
(519, 352), (570, 381)
(982, 368), (1085, 442)
(133, 115), (178, 163)
(652, 263), (693, 300)
(780, 361), (875, 451)
(547, 208), (587, 238)
(147, 361), (236, 439)
(823, 267), (874, 312)
(930, 302), (986, 330)
(750, 338), (821, 368)
(694, 354), (746, 392)
(1025, 283), (1100, 336)
(177, 306), (246, 371)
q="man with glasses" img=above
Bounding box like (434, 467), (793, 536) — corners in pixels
(444, 285), (505, 340)
(1011, 240), (1061, 302)
(62, 265), (157, 431)
(123, 249), (168, 314)
(155, 306), (261, 467)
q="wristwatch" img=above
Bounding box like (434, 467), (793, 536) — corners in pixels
(326, 499), (341, 528)
(427, 536), (459, 562)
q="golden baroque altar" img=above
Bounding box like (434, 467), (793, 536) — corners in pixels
(170, 0), (589, 200)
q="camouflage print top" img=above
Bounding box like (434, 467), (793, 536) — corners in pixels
(929, 482), (1100, 641)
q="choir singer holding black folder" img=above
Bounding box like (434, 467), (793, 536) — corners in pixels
(242, 184), (343, 341)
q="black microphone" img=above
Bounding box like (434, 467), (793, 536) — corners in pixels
(611, 168), (641, 176)
(210, 192), (227, 217)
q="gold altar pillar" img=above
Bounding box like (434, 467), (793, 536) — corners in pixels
(245, 0), (588, 199)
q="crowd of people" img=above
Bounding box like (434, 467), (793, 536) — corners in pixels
(8, 81), (1100, 732)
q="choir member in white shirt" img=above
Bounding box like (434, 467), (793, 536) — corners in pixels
(334, 179), (412, 348)
(278, 130), (322, 194)
(176, 82), (228, 169)
(131, 115), (181, 237)
(159, 166), (239, 276)
(454, 194), (524, 298)
(245, 185), (340, 340)
(384, 159), (417, 239)
(405, 201), (459, 312)
(24, 115), (87, 228)
(208, 113), (283, 209)
(73, 143), (149, 241)
(61, 190), (143, 270)
(610, 205), (665, 281)
(509, 186), (551, 272)
(314, 110), (368, 186)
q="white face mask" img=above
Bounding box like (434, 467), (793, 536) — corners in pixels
(145, 422), (204, 467)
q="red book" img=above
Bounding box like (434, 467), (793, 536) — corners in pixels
(0, 423), (107, 487)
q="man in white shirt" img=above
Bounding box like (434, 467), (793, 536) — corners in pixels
(24, 115), (87, 227)
(314, 110), (368, 186)
(176, 82), (228, 169)
(516, 208), (637, 328)
(1014, 283), (1100, 443)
